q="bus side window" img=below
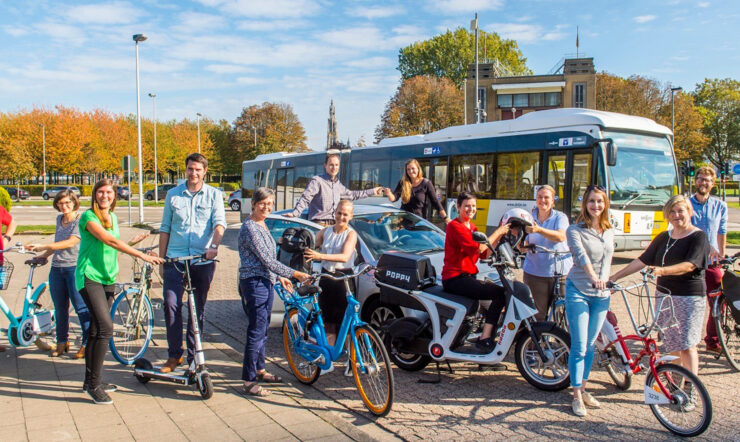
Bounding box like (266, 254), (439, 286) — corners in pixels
(450, 154), (494, 198)
(495, 152), (541, 200)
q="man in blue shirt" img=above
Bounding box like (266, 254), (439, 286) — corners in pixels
(689, 166), (728, 354)
(159, 153), (227, 372)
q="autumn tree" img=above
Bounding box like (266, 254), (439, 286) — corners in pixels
(231, 102), (308, 161)
(398, 28), (531, 88)
(375, 75), (463, 142)
(693, 78), (740, 168)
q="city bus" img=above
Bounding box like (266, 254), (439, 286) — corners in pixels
(241, 108), (678, 251)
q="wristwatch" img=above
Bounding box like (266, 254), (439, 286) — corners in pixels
(209, 243), (219, 250)
(2, 234), (10, 242)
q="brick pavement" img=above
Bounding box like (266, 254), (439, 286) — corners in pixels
(2, 226), (740, 441)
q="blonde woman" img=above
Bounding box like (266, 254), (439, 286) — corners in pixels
(565, 185), (614, 417)
(611, 195), (709, 376)
(384, 159), (451, 223)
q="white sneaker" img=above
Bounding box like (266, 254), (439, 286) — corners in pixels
(572, 398), (587, 417)
(582, 391), (601, 408)
(320, 364), (334, 376)
(344, 358), (353, 377)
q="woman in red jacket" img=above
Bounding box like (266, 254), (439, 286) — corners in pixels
(442, 192), (510, 352)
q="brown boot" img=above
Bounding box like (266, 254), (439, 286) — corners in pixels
(73, 346), (86, 359)
(160, 356), (183, 373)
(51, 342), (70, 357)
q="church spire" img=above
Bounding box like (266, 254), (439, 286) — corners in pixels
(327, 99), (338, 150)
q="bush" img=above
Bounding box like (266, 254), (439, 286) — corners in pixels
(207, 182), (240, 191)
(0, 187), (11, 211)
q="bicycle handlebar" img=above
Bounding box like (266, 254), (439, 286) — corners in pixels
(312, 263), (374, 282)
(0, 244), (36, 255)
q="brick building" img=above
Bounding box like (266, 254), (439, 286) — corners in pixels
(465, 57), (596, 122)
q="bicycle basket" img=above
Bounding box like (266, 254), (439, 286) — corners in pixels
(721, 270), (740, 323)
(0, 261), (14, 290)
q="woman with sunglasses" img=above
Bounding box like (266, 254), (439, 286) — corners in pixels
(564, 185), (614, 417)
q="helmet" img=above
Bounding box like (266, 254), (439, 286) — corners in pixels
(500, 208), (534, 228)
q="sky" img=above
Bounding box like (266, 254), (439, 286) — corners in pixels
(1, 0), (738, 151)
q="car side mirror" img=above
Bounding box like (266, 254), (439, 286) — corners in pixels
(472, 231), (488, 244)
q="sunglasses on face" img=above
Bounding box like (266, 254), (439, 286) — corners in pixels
(585, 185), (605, 192)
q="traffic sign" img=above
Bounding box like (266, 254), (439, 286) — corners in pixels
(122, 155), (134, 171)
(732, 164), (740, 175)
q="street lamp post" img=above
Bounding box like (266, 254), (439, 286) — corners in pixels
(196, 112), (202, 153)
(133, 33), (147, 224)
(670, 86), (683, 136)
(148, 93), (158, 203)
(470, 13), (480, 124)
(39, 124), (46, 192)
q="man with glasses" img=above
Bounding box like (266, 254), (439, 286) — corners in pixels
(689, 166), (728, 354)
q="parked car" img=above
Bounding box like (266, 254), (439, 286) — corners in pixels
(117, 186), (130, 201)
(252, 205), (495, 328)
(3, 187), (30, 200)
(228, 189), (241, 211)
(144, 184), (176, 201)
(42, 186), (81, 200)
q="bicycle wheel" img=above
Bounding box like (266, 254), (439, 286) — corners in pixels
(349, 325), (394, 416)
(715, 296), (740, 371)
(109, 287), (153, 365)
(515, 326), (570, 391)
(282, 309), (320, 385)
(645, 363), (712, 437)
(603, 348), (632, 391)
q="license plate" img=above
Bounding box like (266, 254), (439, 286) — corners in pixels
(640, 240), (651, 248)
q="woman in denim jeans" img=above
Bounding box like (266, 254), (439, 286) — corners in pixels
(25, 189), (91, 359)
(564, 185), (614, 417)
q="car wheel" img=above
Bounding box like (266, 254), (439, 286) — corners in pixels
(363, 298), (403, 336)
(230, 200), (241, 211)
(145, 194), (153, 201)
(42, 193), (49, 200)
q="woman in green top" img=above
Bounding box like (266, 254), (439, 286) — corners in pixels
(77, 179), (163, 405)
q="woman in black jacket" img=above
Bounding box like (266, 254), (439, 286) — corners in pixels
(384, 159), (451, 223)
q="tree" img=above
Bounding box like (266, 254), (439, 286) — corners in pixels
(231, 102), (308, 161)
(596, 72), (709, 162)
(375, 75), (463, 142)
(693, 78), (740, 168)
(398, 28), (531, 88)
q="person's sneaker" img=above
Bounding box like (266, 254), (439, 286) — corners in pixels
(474, 337), (495, 353)
(705, 344), (722, 355)
(83, 383), (117, 393)
(681, 382), (697, 412)
(86, 386), (113, 405)
(344, 358), (354, 377)
(571, 397), (587, 417)
(582, 391), (601, 408)
(320, 364), (334, 376)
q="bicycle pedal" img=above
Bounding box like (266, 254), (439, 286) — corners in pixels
(151, 301), (162, 310)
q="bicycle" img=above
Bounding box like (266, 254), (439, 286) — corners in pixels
(707, 252), (740, 371)
(599, 270), (712, 437)
(276, 263), (395, 416)
(108, 245), (157, 365)
(0, 244), (55, 350)
(521, 244), (570, 331)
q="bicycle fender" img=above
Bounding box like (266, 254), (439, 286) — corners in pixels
(644, 383), (671, 405)
(655, 355), (680, 364)
(513, 320), (557, 342)
(30, 281), (48, 303)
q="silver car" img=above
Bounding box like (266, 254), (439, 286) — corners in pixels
(246, 205), (494, 329)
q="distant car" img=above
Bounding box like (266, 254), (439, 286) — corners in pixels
(117, 186), (130, 201)
(3, 187), (30, 200)
(228, 189), (241, 211)
(42, 186), (81, 200)
(144, 184), (176, 201)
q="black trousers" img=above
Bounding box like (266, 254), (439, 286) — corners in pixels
(318, 268), (356, 327)
(79, 278), (116, 389)
(442, 274), (506, 326)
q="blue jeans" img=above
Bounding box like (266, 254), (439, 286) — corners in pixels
(240, 277), (274, 382)
(565, 280), (610, 388)
(49, 266), (90, 346)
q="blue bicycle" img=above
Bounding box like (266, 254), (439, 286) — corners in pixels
(277, 263), (394, 417)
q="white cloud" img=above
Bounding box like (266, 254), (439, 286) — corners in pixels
(236, 76), (269, 85)
(431, 0), (504, 14)
(671, 55), (690, 62)
(698, 2), (710, 7)
(3, 26), (28, 37)
(66, 2), (142, 25)
(205, 64), (255, 74)
(347, 5), (404, 19)
(236, 19), (308, 31)
(173, 12), (225, 33)
(490, 23), (538, 43)
(197, 0), (320, 18)
(35, 22), (87, 45)
(320, 26), (385, 50)
(633, 15), (657, 23)
(344, 56), (394, 69)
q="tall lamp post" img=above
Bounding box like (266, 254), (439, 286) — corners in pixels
(196, 112), (202, 153)
(670, 86), (683, 136)
(39, 124), (46, 192)
(133, 33), (147, 224)
(148, 93), (158, 203)
(470, 13), (480, 124)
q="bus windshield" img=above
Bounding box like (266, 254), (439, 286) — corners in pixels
(605, 132), (677, 210)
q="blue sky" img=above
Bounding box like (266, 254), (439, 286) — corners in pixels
(1, 0), (738, 150)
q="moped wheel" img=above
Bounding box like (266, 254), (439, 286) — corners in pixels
(604, 349), (632, 390)
(514, 326), (570, 391)
(350, 325), (394, 416)
(198, 372), (214, 400)
(645, 363), (712, 437)
(134, 358), (152, 384)
(715, 296), (740, 371)
(282, 309), (320, 385)
(109, 288), (153, 365)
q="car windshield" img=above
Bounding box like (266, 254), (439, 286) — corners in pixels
(350, 211), (445, 260)
(605, 132), (678, 210)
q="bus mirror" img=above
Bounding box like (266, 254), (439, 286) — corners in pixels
(607, 141), (618, 166)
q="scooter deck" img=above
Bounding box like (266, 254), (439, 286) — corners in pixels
(134, 367), (194, 385)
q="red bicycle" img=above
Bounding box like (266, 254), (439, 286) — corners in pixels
(595, 270), (712, 437)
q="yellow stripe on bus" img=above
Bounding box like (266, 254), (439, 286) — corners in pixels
(474, 199), (490, 232)
(652, 210), (666, 239)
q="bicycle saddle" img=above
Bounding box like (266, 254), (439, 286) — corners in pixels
(296, 285), (319, 297)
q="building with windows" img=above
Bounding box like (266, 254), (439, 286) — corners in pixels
(465, 57), (595, 122)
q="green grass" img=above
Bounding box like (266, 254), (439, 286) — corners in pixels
(16, 225), (56, 234)
(728, 232), (740, 245)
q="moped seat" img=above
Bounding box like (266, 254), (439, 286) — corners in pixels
(423, 285), (478, 316)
